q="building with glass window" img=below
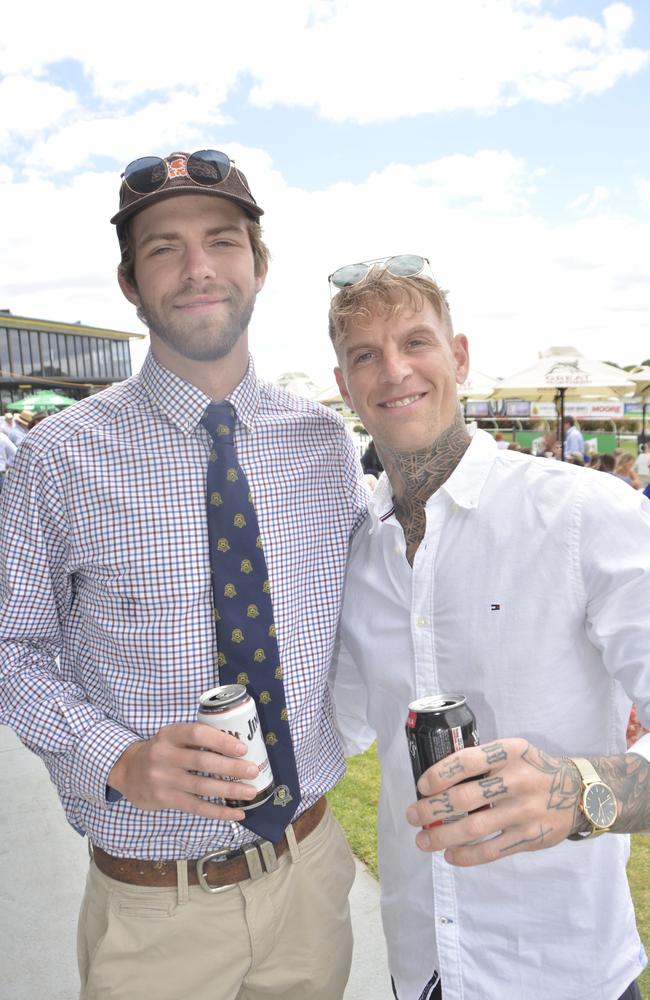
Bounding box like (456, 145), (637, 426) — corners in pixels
(0, 311), (146, 410)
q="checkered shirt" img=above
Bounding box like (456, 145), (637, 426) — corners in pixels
(0, 352), (368, 858)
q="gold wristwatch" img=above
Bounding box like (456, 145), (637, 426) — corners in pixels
(565, 757), (618, 840)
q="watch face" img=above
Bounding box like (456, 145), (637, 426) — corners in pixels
(584, 782), (617, 829)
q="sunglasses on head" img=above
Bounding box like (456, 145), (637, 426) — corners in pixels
(328, 254), (432, 291)
(121, 149), (249, 195)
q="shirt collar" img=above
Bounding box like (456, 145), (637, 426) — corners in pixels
(368, 428), (498, 526)
(138, 350), (261, 435)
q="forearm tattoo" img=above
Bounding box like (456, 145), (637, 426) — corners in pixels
(379, 409), (470, 566)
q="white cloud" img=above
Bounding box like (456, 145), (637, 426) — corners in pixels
(22, 95), (231, 176)
(568, 185), (609, 213)
(1, 1), (646, 134)
(0, 76), (77, 141)
(637, 178), (650, 208)
(247, 0), (648, 120)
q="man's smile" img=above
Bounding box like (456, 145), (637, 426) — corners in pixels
(380, 393), (426, 409)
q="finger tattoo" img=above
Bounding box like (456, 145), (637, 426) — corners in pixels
(479, 776), (507, 800)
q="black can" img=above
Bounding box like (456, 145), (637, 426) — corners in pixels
(405, 693), (480, 798)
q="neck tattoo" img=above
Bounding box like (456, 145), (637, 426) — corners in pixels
(379, 410), (470, 566)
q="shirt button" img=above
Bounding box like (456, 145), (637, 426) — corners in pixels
(415, 616), (428, 627)
(439, 916), (453, 925)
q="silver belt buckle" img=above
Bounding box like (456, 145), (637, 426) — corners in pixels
(196, 839), (279, 894)
(196, 847), (240, 894)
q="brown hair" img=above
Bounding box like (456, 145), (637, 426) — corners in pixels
(328, 271), (453, 355)
(117, 216), (270, 290)
(614, 453), (633, 472)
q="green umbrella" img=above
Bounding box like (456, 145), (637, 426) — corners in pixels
(7, 389), (76, 412)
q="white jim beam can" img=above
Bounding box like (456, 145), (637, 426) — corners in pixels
(197, 684), (275, 809)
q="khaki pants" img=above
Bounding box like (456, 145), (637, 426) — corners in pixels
(78, 806), (355, 1000)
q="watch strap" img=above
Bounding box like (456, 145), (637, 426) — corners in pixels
(566, 756), (601, 786)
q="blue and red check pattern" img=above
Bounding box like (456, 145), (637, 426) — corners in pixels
(0, 352), (367, 858)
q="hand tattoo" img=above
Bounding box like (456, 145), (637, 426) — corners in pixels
(499, 825), (554, 855)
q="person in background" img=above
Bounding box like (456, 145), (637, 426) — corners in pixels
(598, 453), (616, 474)
(0, 148), (367, 1000)
(615, 453), (642, 490)
(11, 410), (33, 445)
(361, 438), (384, 478)
(633, 443), (650, 485)
(563, 415), (584, 456)
(1, 412), (20, 444)
(327, 253), (650, 1000)
(0, 429), (17, 490)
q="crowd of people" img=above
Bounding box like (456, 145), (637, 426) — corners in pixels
(361, 426), (650, 496)
(0, 410), (56, 489)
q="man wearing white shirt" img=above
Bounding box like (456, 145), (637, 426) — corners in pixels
(327, 255), (650, 1000)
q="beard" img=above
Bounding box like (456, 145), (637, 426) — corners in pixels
(137, 284), (257, 363)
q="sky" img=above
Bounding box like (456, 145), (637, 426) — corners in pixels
(1, 0), (649, 391)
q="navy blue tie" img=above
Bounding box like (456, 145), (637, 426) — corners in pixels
(202, 402), (301, 841)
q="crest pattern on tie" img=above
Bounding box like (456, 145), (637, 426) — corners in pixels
(202, 402), (301, 840)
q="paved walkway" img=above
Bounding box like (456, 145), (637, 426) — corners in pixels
(0, 725), (392, 999)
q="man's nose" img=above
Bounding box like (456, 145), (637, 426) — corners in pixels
(380, 350), (412, 383)
(182, 245), (217, 282)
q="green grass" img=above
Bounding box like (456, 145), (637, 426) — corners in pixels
(328, 744), (650, 999)
(328, 744), (382, 878)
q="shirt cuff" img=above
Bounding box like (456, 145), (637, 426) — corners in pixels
(627, 731), (650, 764)
(68, 720), (142, 808)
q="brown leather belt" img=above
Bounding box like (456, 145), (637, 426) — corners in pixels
(91, 797), (327, 893)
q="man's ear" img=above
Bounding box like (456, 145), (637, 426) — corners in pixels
(334, 366), (353, 409)
(117, 268), (141, 308)
(254, 259), (268, 295)
(453, 333), (470, 385)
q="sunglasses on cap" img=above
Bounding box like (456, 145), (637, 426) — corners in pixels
(121, 149), (251, 196)
(328, 254), (432, 291)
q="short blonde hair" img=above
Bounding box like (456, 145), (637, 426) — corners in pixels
(328, 270), (453, 355)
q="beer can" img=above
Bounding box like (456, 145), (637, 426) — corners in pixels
(405, 693), (480, 799)
(197, 684), (275, 809)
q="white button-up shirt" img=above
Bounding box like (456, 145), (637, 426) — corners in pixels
(332, 429), (650, 1000)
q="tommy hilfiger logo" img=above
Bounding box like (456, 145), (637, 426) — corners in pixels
(490, 604), (501, 611)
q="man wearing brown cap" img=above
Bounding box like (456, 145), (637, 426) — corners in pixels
(0, 150), (367, 999)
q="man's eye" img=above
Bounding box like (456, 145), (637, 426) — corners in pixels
(150, 245), (172, 256)
(353, 352), (374, 365)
